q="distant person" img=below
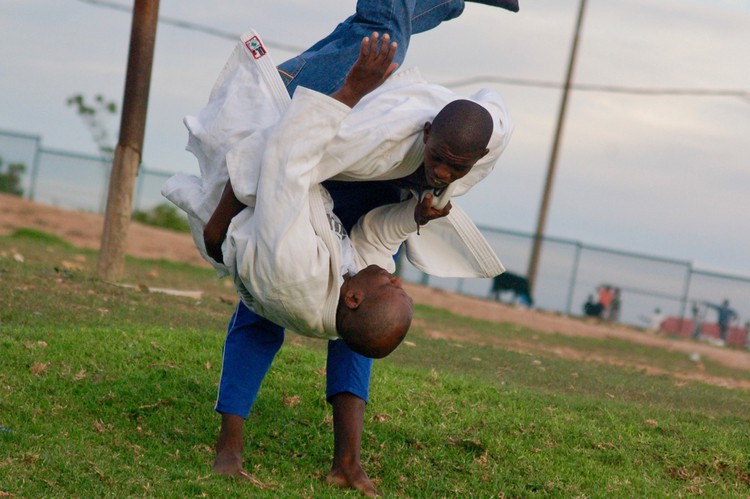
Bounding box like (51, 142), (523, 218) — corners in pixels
(606, 288), (621, 322)
(488, 271), (533, 307)
(705, 299), (738, 345)
(583, 294), (604, 318)
(690, 301), (705, 339)
(597, 285), (615, 319)
(639, 307), (663, 332)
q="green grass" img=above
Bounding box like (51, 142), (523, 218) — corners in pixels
(1, 229), (749, 497)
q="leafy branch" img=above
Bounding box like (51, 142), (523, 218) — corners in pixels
(66, 93), (118, 159)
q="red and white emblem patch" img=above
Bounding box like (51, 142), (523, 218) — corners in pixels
(245, 36), (266, 59)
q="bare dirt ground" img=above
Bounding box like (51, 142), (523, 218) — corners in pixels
(2, 192), (748, 389)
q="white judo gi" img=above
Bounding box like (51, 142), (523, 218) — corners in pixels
(163, 31), (512, 339)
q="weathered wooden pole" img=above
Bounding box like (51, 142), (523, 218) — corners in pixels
(97, 0), (160, 281)
(526, 0), (587, 294)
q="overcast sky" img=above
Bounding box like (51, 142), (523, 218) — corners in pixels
(2, 0), (749, 277)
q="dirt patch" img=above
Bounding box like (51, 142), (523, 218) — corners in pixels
(404, 285), (750, 373)
(1, 192), (204, 266)
(2, 192), (749, 388)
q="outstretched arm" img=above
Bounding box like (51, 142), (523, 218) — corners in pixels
(330, 32), (399, 108)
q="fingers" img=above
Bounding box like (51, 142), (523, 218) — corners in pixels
(416, 193), (453, 225)
(420, 192), (433, 210)
(360, 34), (371, 56)
(360, 32), (398, 65)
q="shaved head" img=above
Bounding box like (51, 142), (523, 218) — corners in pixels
(430, 99), (494, 156)
(336, 265), (413, 359)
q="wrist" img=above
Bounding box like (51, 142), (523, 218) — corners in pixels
(330, 86), (359, 108)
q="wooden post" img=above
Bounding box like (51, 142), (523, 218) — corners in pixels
(526, 0), (587, 294)
(97, 0), (160, 281)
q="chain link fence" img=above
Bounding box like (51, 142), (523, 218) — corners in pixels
(2, 128), (749, 342)
(398, 227), (749, 344)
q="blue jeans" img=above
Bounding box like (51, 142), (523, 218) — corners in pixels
(278, 0), (465, 96)
(216, 0), (464, 418)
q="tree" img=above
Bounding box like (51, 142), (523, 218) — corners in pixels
(0, 156), (26, 196)
(66, 93), (118, 158)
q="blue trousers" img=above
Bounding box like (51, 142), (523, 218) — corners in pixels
(215, 0), (465, 419)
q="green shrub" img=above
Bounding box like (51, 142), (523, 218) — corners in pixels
(132, 202), (190, 232)
(0, 156), (26, 196)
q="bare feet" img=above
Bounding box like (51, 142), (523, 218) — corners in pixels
(326, 464), (381, 497)
(212, 413), (245, 476)
(213, 427), (271, 491)
(212, 446), (244, 476)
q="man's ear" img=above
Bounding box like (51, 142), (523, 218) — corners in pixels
(343, 289), (364, 310)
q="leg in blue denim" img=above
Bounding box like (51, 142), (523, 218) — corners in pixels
(277, 0), (465, 96)
(213, 302), (284, 476)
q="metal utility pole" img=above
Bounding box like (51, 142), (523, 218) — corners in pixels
(526, 0), (588, 294)
(97, 0), (160, 281)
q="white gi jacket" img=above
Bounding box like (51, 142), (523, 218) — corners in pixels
(162, 31), (511, 339)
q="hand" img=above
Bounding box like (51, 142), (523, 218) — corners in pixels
(203, 222), (226, 264)
(331, 32), (399, 108)
(414, 192), (452, 226)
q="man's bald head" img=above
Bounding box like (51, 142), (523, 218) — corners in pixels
(430, 99), (494, 157)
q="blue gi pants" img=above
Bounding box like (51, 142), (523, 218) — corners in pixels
(215, 0), (466, 418)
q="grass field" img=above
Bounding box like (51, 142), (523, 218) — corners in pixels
(1, 229), (749, 497)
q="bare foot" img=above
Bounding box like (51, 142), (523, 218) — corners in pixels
(212, 413), (245, 476)
(212, 446), (244, 476)
(326, 464), (381, 497)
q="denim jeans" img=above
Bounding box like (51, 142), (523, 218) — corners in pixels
(277, 0), (465, 96)
(216, 0), (465, 418)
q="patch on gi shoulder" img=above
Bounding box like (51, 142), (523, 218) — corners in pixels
(245, 36), (266, 59)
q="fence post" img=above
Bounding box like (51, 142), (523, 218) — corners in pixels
(565, 242), (583, 314)
(28, 137), (42, 201)
(420, 272), (430, 286)
(678, 262), (693, 332)
(456, 278), (464, 295)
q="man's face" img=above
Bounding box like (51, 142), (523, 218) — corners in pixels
(422, 122), (488, 189)
(355, 265), (411, 303)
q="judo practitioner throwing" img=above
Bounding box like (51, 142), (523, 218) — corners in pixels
(163, 0), (517, 494)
